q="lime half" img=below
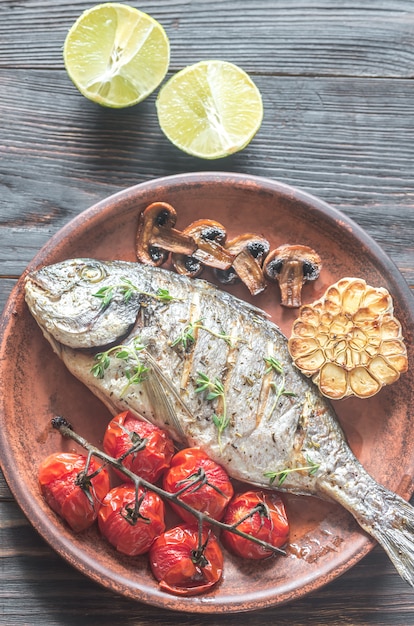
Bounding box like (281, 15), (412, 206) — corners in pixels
(63, 3), (170, 108)
(156, 60), (263, 159)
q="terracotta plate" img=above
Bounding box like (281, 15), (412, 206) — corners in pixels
(1, 172), (414, 613)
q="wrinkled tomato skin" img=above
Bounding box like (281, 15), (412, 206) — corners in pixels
(38, 452), (110, 533)
(221, 490), (289, 559)
(103, 411), (175, 483)
(98, 484), (165, 556)
(149, 524), (223, 596)
(162, 448), (233, 523)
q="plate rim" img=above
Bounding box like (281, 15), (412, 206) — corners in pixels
(1, 171), (413, 613)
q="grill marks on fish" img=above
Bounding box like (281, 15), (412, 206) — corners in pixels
(219, 325), (241, 432)
(178, 292), (201, 390)
(23, 259), (414, 589)
(140, 285), (313, 474)
(147, 280), (297, 449)
(256, 343), (281, 427)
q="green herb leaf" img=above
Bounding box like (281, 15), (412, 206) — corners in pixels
(172, 319), (232, 350)
(90, 339), (148, 397)
(212, 413), (230, 437)
(92, 285), (114, 308)
(265, 355), (297, 418)
(264, 458), (320, 486)
(264, 355), (284, 375)
(171, 321), (197, 350)
(93, 278), (176, 308)
(156, 287), (175, 302)
(115, 350), (130, 359)
(195, 372), (229, 450)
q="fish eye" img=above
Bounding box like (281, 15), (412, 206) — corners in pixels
(79, 263), (107, 283)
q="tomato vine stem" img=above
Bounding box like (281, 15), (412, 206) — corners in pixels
(51, 416), (286, 556)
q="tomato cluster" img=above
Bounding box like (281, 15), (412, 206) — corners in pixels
(39, 410), (290, 596)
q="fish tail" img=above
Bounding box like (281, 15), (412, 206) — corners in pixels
(363, 488), (414, 587)
(322, 474), (414, 587)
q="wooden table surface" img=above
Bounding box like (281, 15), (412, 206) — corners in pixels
(1, 1), (414, 624)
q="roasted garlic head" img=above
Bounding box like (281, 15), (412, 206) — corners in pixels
(288, 277), (408, 399)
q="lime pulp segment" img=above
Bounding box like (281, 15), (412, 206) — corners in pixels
(63, 3), (170, 108)
(156, 60), (263, 159)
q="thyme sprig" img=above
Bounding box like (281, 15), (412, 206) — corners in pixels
(195, 372), (230, 450)
(264, 356), (284, 375)
(52, 416), (286, 556)
(264, 356), (296, 417)
(93, 277), (175, 308)
(264, 456), (320, 486)
(171, 319), (232, 350)
(91, 337), (148, 397)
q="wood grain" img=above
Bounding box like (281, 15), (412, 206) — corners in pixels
(1, 0), (414, 623)
(1, 495), (414, 626)
(1, 1), (414, 77)
(2, 69), (413, 281)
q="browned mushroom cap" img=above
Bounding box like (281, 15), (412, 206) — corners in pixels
(263, 244), (321, 308)
(172, 219), (234, 277)
(136, 202), (196, 267)
(216, 233), (270, 295)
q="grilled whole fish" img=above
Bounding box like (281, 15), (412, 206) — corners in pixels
(25, 258), (414, 586)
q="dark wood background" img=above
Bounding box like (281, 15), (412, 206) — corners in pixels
(1, 1), (414, 624)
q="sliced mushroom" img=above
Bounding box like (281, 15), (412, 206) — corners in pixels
(263, 244), (321, 308)
(136, 202), (196, 267)
(172, 219), (234, 277)
(216, 233), (270, 295)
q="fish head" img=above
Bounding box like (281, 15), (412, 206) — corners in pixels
(24, 258), (143, 349)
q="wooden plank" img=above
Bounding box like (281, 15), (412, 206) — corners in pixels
(0, 280), (15, 309)
(1, 1), (413, 622)
(0, 470), (12, 500)
(0, 1), (414, 77)
(1, 70), (413, 283)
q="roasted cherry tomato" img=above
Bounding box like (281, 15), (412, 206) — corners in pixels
(162, 447), (233, 523)
(103, 411), (175, 483)
(38, 452), (110, 533)
(149, 524), (223, 596)
(98, 483), (165, 556)
(221, 490), (289, 559)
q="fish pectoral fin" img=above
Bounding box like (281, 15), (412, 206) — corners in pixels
(141, 349), (193, 443)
